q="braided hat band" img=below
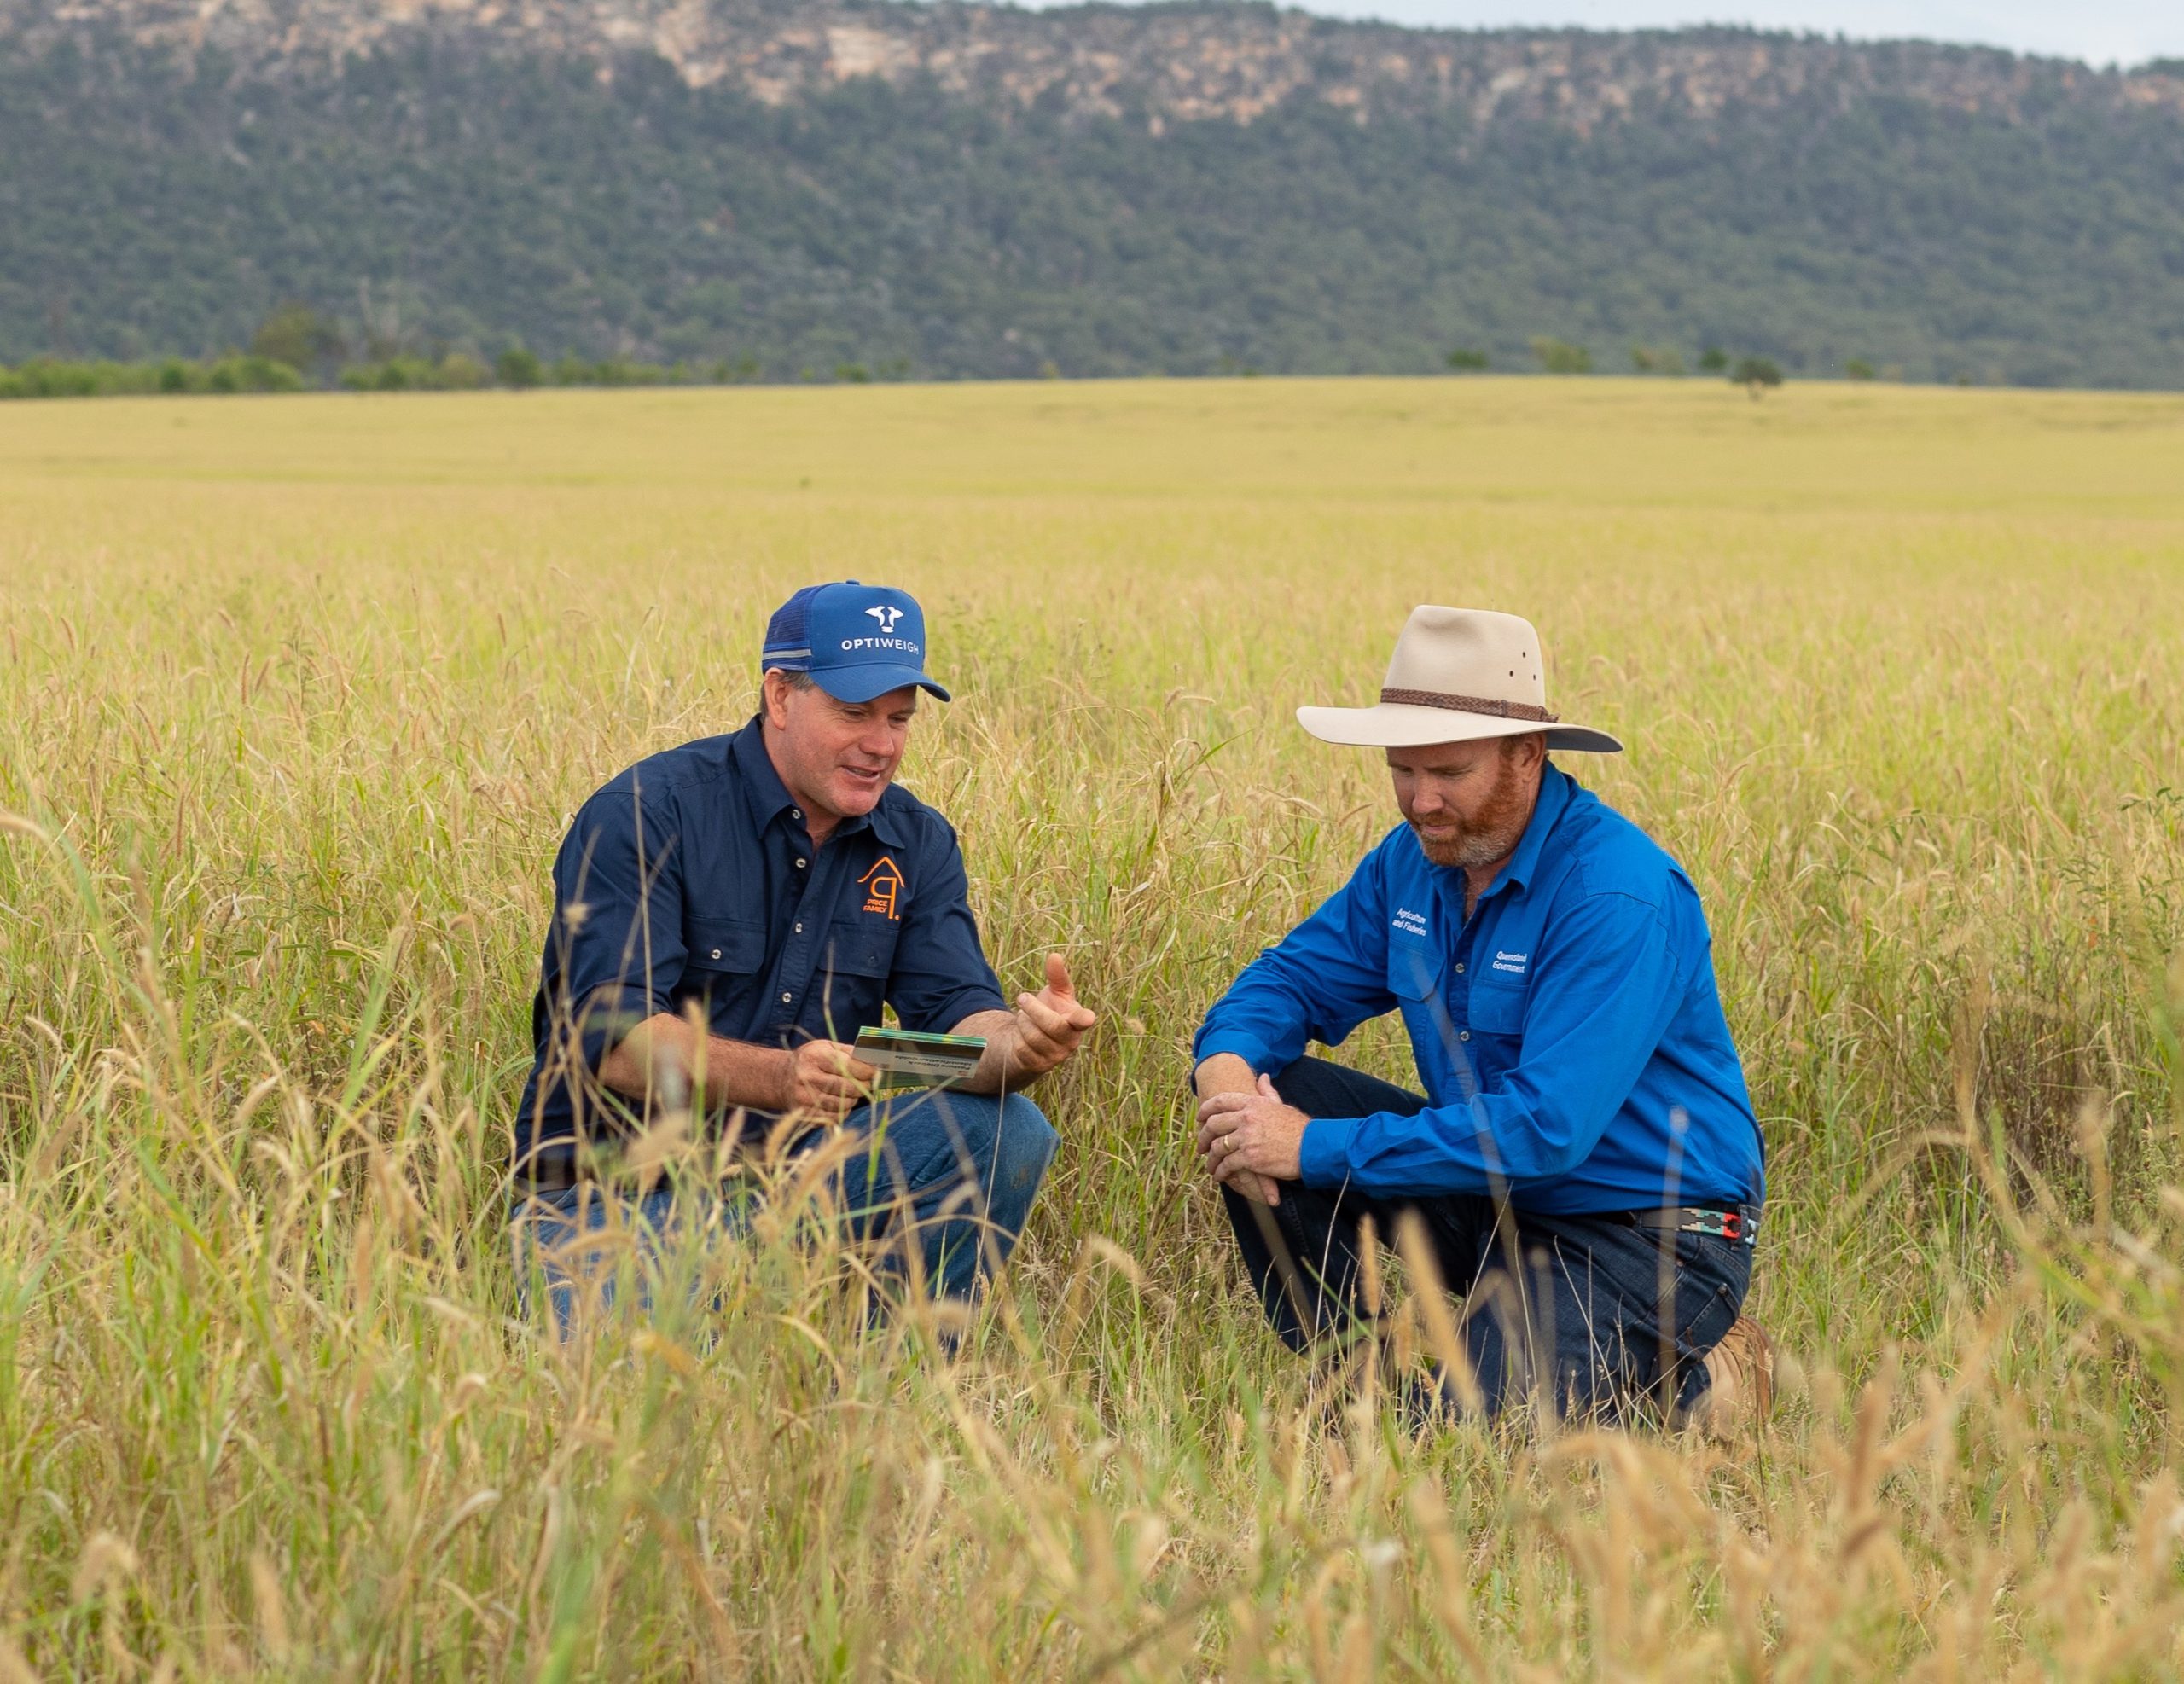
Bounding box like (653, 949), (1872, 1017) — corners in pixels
(1378, 688), (1560, 723)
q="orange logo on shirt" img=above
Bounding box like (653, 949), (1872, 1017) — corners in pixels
(859, 855), (905, 920)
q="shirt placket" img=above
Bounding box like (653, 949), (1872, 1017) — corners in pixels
(762, 809), (823, 1037)
(767, 814), (863, 1038)
(1443, 873), (1478, 1040)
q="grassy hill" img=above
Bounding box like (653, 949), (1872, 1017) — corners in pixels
(3, 3), (2182, 386)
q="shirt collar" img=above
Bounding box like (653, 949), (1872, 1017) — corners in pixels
(728, 714), (911, 850)
(1481, 762), (1573, 903)
(729, 716), (799, 834)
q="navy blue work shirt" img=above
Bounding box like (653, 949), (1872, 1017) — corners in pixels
(514, 717), (1005, 1170)
(1194, 764), (1764, 1214)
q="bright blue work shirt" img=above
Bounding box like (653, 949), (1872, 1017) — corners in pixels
(514, 717), (1005, 1170)
(1193, 764), (1764, 1214)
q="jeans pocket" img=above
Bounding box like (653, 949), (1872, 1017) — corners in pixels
(1675, 1279), (1740, 1362)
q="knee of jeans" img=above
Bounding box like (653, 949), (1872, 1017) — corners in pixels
(994, 1094), (1060, 1193)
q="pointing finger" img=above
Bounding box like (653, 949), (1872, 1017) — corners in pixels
(1045, 952), (1075, 1000)
(1017, 990), (1083, 1039)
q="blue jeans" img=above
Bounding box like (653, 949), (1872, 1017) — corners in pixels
(511, 1087), (1058, 1336)
(1223, 1058), (1753, 1421)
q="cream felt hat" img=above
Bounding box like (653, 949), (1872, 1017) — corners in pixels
(1296, 607), (1623, 753)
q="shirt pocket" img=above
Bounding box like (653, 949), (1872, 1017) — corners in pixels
(682, 918), (768, 981)
(819, 918), (898, 981)
(814, 916), (897, 1037)
(1386, 938), (1445, 1002)
(1467, 978), (1526, 1037)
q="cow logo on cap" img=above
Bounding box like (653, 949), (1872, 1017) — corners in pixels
(866, 605), (904, 635)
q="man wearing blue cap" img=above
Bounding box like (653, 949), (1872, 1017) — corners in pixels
(511, 581), (1095, 1327)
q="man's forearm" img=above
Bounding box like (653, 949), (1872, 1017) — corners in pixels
(598, 1013), (789, 1114)
(950, 1007), (1027, 1094)
(1194, 1050), (1259, 1102)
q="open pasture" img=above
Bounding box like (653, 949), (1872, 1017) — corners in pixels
(3, 376), (2184, 1677)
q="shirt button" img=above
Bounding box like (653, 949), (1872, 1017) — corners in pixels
(794, 922), (804, 933)
(780, 991), (793, 1004)
(710, 948), (722, 960)
(792, 808), (802, 822)
(1455, 962), (1465, 974)
(794, 857), (807, 870)
(1458, 1030), (1471, 1042)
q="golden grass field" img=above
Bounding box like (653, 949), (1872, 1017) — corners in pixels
(3, 375), (2184, 1678)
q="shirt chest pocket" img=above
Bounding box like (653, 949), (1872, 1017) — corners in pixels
(1386, 939), (1444, 1002)
(820, 919), (898, 982)
(683, 918), (767, 983)
(1467, 978), (1526, 1037)
(815, 918), (896, 1031)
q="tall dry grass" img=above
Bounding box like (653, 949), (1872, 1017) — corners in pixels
(2, 377), (2182, 1676)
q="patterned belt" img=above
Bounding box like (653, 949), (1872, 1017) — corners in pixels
(1627, 1205), (1759, 1246)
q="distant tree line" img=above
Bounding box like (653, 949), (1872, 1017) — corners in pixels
(1439, 337), (1800, 394)
(0, 354), (302, 398)
(0, 294), (1909, 402)
(0, 307), (1856, 402)
(0, 304), (926, 398)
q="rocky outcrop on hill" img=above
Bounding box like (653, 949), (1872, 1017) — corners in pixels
(9, 0), (2182, 129)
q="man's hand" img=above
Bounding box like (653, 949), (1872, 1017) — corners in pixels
(1196, 1073), (1311, 1206)
(950, 954), (1099, 1092)
(1192, 1053), (1281, 1205)
(1007, 953), (1098, 1078)
(781, 1038), (877, 1122)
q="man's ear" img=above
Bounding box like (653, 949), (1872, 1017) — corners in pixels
(760, 669), (790, 729)
(1510, 731), (1548, 775)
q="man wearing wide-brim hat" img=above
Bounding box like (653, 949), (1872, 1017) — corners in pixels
(1193, 607), (1771, 1429)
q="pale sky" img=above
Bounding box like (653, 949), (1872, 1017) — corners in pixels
(1028, 1), (2183, 68)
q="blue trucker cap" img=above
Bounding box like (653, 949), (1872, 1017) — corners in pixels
(760, 581), (951, 704)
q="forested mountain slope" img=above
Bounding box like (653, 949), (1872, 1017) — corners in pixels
(4, 0), (2181, 385)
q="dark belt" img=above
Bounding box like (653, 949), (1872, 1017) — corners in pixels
(510, 1142), (583, 1196)
(1626, 1204), (1759, 1246)
(509, 1128), (821, 1199)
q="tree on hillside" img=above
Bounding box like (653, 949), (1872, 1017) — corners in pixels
(1733, 356), (1784, 398)
(1531, 337), (1592, 375)
(250, 303), (343, 379)
(1445, 346), (1489, 371)
(496, 346), (543, 387)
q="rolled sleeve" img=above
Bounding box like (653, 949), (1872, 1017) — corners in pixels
(1193, 840), (1398, 1076)
(1192, 1025), (1285, 1076)
(1307, 890), (1686, 1195)
(886, 818), (1007, 1033)
(543, 782), (688, 1074)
